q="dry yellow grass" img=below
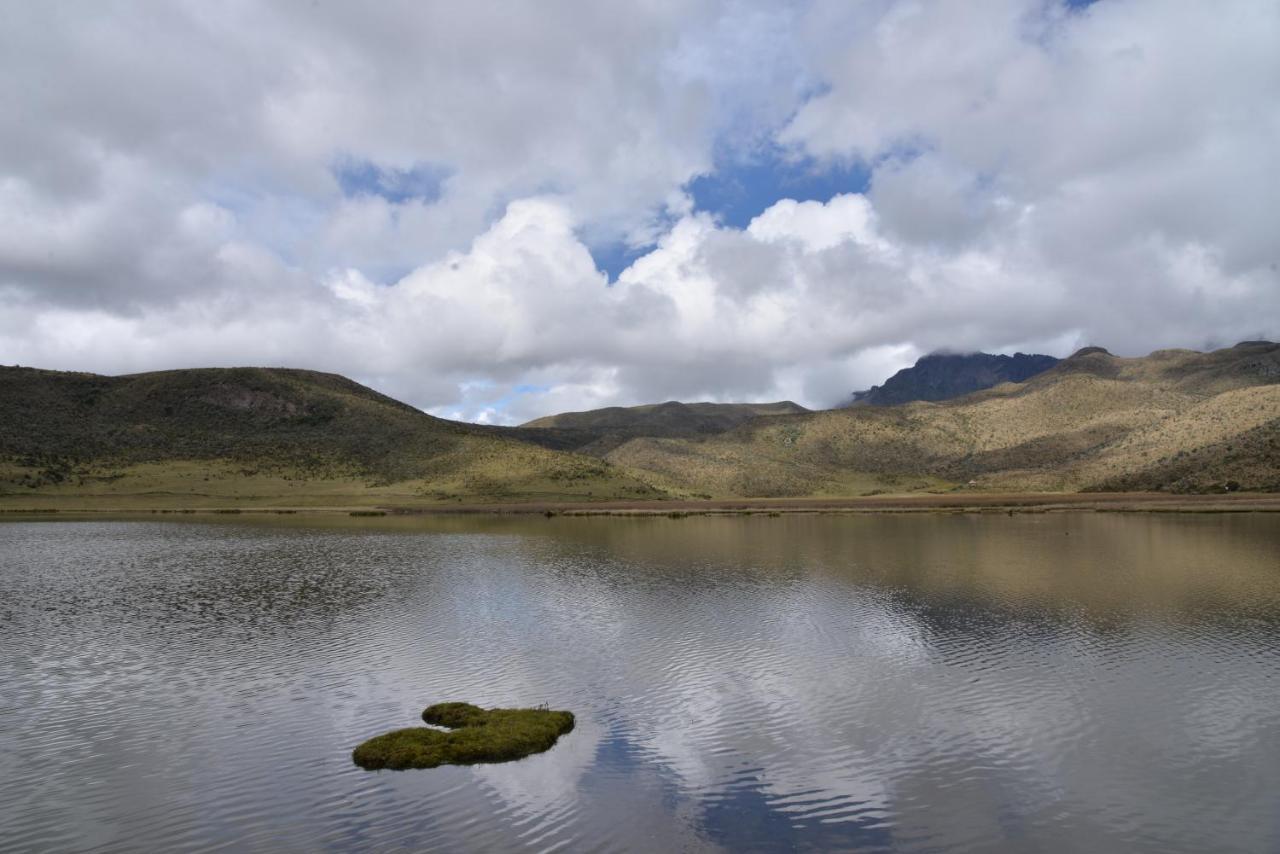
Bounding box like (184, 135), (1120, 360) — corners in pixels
(607, 344), (1280, 496)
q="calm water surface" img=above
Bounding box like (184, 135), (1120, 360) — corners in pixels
(1, 513), (1279, 852)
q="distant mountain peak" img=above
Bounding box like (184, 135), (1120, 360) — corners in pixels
(850, 351), (1060, 406)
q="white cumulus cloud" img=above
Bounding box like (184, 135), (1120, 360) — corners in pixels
(0, 0), (1276, 422)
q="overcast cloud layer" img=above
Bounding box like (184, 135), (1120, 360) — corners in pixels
(2, 0), (1277, 422)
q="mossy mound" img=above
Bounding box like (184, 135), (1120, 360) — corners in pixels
(352, 702), (575, 770)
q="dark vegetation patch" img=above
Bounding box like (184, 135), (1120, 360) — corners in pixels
(1088, 417), (1280, 494)
(352, 702), (575, 771)
(0, 365), (655, 501)
(940, 425), (1129, 480)
(0, 365), (471, 484)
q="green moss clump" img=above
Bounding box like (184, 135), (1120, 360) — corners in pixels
(352, 702), (575, 771)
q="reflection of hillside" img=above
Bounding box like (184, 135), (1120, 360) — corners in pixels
(177, 510), (1280, 621)
(474, 513), (1280, 623)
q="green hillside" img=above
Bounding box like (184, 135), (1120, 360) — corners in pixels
(513, 400), (808, 455)
(0, 366), (665, 508)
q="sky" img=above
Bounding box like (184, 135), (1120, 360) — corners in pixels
(1, 0), (1277, 424)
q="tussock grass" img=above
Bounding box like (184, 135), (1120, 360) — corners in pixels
(352, 702), (575, 771)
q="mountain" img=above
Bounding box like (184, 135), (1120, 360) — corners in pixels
(851, 352), (1059, 406)
(0, 366), (664, 507)
(511, 400), (809, 455)
(606, 342), (1280, 496)
(5, 343), (1276, 509)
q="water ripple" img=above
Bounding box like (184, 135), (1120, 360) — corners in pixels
(1, 513), (1278, 852)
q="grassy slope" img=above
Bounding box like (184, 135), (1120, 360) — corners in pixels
(0, 366), (668, 507)
(606, 343), (1280, 497)
(513, 400), (810, 456)
(523, 400), (808, 429)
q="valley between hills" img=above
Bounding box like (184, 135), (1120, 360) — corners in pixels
(2, 341), (1277, 513)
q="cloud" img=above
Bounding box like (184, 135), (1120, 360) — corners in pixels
(783, 0), (1280, 323)
(0, 1), (795, 303)
(1, 1), (1277, 422)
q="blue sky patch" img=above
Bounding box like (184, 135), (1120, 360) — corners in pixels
(591, 241), (652, 283)
(590, 146), (871, 281)
(687, 145), (870, 229)
(333, 157), (452, 205)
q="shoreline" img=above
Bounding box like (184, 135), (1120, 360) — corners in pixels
(393, 492), (1280, 515)
(3, 492), (1279, 517)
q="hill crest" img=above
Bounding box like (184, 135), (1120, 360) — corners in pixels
(0, 365), (664, 506)
(523, 399), (807, 429)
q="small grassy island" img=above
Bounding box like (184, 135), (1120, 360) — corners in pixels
(352, 702), (576, 770)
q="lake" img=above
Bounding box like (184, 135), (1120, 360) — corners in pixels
(2, 512), (1278, 852)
